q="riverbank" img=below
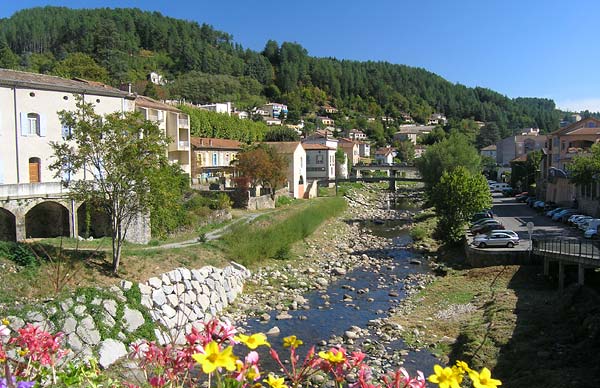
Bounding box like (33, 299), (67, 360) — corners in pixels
(390, 204), (600, 387)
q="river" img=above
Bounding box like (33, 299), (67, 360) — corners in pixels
(237, 189), (438, 378)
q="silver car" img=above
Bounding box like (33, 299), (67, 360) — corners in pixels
(473, 231), (520, 248)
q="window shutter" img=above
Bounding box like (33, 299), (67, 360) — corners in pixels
(62, 125), (70, 140)
(39, 114), (47, 137)
(20, 112), (28, 136)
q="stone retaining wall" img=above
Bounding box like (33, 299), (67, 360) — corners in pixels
(140, 262), (251, 344)
(465, 244), (538, 267)
(4, 262), (250, 369)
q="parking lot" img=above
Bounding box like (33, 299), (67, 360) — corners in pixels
(469, 194), (583, 251)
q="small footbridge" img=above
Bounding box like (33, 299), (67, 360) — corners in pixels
(533, 237), (600, 290)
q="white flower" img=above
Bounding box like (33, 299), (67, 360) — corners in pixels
(0, 324), (10, 337)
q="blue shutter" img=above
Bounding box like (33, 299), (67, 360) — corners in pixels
(61, 125), (70, 140)
(39, 114), (47, 137)
(20, 112), (27, 136)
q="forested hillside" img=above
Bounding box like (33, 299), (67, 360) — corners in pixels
(0, 6), (563, 139)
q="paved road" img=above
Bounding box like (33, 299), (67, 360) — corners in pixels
(469, 194), (582, 251)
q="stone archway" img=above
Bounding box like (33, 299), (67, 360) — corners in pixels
(77, 201), (111, 239)
(0, 208), (16, 241)
(25, 201), (70, 238)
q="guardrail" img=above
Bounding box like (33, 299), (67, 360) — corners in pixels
(533, 238), (600, 260)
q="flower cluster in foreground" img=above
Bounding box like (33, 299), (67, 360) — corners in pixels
(0, 316), (501, 388)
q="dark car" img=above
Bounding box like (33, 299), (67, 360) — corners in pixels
(502, 188), (518, 197)
(526, 197), (537, 207)
(471, 211), (493, 223)
(472, 223), (505, 234)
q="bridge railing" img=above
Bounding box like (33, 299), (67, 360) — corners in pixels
(533, 237), (600, 260)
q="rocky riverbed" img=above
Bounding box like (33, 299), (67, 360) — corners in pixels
(222, 185), (440, 377)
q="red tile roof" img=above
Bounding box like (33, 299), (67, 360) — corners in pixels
(191, 137), (242, 150)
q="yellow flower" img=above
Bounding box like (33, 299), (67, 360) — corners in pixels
(428, 364), (461, 388)
(192, 341), (237, 374)
(282, 335), (303, 349)
(455, 360), (472, 374)
(469, 367), (502, 388)
(18, 349), (29, 357)
(264, 373), (287, 388)
(235, 333), (270, 349)
(1, 318), (9, 326)
(318, 349), (346, 364)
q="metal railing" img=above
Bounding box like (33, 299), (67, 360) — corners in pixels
(534, 238), (600, 260)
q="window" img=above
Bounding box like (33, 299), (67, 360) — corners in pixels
(561, 141), (565, 151)
(26, 113), (40, 135)
(212, 153), (218, 166)
(28, 157), (41, 183)
(316, 154), (324, 164)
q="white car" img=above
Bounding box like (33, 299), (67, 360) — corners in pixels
(473, 231), (520, 248)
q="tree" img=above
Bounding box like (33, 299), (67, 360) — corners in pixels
(0, 37), (19, 69)
(510, 150), (542, 191)
(568, 143), (600, 186)
(53, 53), (109, 83)
(431, 166), (492, 244)
(263, 127), (300, 142)
(416, 132), (482, 195)
(235, 145), (287, 195)
(394, 140), (415, 163)
(50, 99), (169, 274)
(418, 127), (446, 145)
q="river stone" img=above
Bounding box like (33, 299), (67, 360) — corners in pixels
(141, 294), (152, 309)
(147, 277), (162, 289)
(168, 270), (182, 283)
(179, 268), (191, 280)
(139, 283), (152, 295)
(67, 333), (84, 352)
(162, 284), (174, 295)
(275, 312), (293, 320)
(98, 339), (127, 369)
(166, 294), (179, 307)
(6, 316), (24, 331)
(197, 294), (210, 310)
(26, 311), (45, 322)
(103, 300), (118, 317)
(266, 326), (280, 335)
(60, 299), (74, 312)
(73, 305), (87, 317)
(332, 267), (347, 276)
(120, 280), (133, 291)
(77, 318), (100, 346)
(123, 307), (144, 333)
(152, 289), (167, 306)
(62, 316), (77, 335)
(161, 304), (176, 319)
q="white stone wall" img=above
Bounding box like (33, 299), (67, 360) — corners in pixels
(139, 263), (251, 344)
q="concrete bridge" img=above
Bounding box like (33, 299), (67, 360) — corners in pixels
(533, 237), (600, 290)
(353, 165), (420, 179)
(317, 176), (422, 191)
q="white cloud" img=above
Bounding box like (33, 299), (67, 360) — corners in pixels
(556, 98), (600, 112)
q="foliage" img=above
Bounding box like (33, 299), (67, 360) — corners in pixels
(0, 7), (562, 134)
(394, 140), (415, 162)
(418, 127), (447, 146)
(52, 52), (109, 83)
(179, 104), (268, 142)
(235, 144), (288, 192)
(263, 126), (300, 142)
(276, 195), (295, 207)
(49, 98), (169, 274)
(568, 143), (600, 186)
(431, 167), (492, 244)
(416, 133), (482, 195)
(409, 226), (427, 241)
(222, 197), (346, 266)
(510, 150), (542, 191)
(0, 242), (37, 267)
(148, 163), (191, 238)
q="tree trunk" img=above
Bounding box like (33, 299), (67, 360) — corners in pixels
(112, 225), (122, 274)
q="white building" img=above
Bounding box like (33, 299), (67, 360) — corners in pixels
(264, 142), (306, 199)
(427, 113), (447, 125)
(198, 102), (233, 116)
(135, 96), (191, 175)
(374, 148), (396, 165)
(393, 125), (436, 145)
(261, 103), (288, 119)
(303, 143), (336, 182)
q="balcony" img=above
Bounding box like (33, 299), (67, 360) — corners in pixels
(178, 117), (190, 128)
(178, 140), (190, 150)
(0, 182), (69, 199)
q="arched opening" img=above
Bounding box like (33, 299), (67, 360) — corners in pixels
(77, 201), (111, 239)
(25, 201), (69, 238)
(0, 208), (16, 241)
(28, 157), (41, 183)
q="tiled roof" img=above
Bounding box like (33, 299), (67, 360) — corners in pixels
(263, 141), (302, 154)
(302, 143), (334, 151)
(481, 145), (497, 151)
(550, 117), (600, 136)
(375, 147), (395, 155)
(136, 96), (182, 113)
(0, 68), (132, 98)
(191, 137), (242, 150)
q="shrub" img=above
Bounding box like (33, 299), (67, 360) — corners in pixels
(275, 195), (294, 207)
(0, 242), (37, 267)
(410, 226), (428, 241)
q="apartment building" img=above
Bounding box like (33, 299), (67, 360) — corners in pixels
(338, 138), (360, 166)
(261, 103), (288, 119)
(496, 135), (546, 167)
(136, 96), (191, 175)
(0, 69), (147, 242)
(264, 142), (306, 199)
(303, 143), (336, 182)
(191, 137), (242, 186)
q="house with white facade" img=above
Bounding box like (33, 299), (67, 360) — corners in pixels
(338, 138), (360, 166)
(355, 141), (371, 158)
(303, 143), (336, 182)
(316, 116), (335, 128)
(427, 113), (447, 125)
(0, 69), (148, 242)
(264, 142), (306, 199)
(345, 129), (367, 141)
(394, 125), (435, 145)
(198, 102), (233, 116)
(374, 148), (396, 165)
(136, 96), (191, 175)
(190, 137), (242, 186)
(261, 103), (288, 119)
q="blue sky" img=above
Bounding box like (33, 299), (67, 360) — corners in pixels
(2, 0), (599, 111)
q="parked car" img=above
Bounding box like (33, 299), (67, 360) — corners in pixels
(473, 231), (519, 248)
(533, 200), (545, 209)
(515, 192), (529, 202)
(547, 207), (566, 217)
(526, 197), (538, 207)
(471, 211), (493, 223)
(552, 209), (578, 221)
(471, 217), (499, 227)
(584, 225), (600, 239)
(568, 214), (589, 225)
(488, 229), (519, 239)
(559, 210), (580, 223)
(543, 202), (557, 211)
(491, 183), (511, 193)
(471, 221), (505, 234)
(572, 216), (592, 227)
(502, 188), (518, 197)
(579, 218), (600, 231)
